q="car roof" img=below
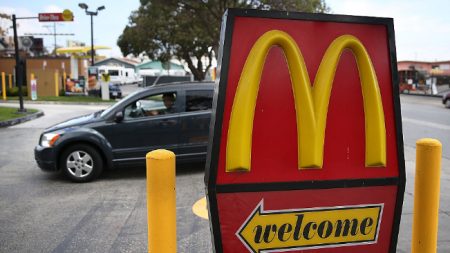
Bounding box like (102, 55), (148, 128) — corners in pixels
(149, 81), (215, 90)
(127, 81), (215, 101)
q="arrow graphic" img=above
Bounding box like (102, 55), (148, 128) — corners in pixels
(236, 200), (383, 253)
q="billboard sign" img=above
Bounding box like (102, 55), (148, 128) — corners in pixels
(38, 9), (73, 22)
(206, 9), (405, 253)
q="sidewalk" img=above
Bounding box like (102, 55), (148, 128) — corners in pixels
(397, 144), (450, 252)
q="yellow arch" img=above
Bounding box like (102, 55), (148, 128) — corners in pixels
(226, 30), (386, 172)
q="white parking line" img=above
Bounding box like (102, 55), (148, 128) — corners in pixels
(402, 117), (450, 131)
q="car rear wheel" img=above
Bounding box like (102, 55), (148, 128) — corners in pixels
(60, 144), (103, 182)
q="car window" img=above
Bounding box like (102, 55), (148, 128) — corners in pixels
(185, 90), (213, 112)
(100, 89), (143, 118)
(124, 92), (177, 120)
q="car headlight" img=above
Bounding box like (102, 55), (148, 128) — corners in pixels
(40, 132), (62, 147)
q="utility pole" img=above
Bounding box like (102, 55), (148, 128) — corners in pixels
(90, 14), (94, 65)
(53, 22), (56, 54)
(12, 14), (26, 112)
(29, 23), (74, 55)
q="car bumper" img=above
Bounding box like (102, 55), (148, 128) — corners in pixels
(34, 145), (58, 171)
(110, 90), (122, 97)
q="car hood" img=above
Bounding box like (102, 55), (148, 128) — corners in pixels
(45, 111), (101, 132)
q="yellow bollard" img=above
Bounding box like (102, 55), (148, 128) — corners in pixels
(412, 138), (442, 253)
(1, 72), (6, 100)
(54, 71), (59, 97)
(146, 149), (176, 253)
(8, 74), (12, 89)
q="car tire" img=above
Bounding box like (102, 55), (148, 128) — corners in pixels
(446, 99), (450, 108)
(60, 144), (103, 183)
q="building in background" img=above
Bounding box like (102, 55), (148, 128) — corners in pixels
(66, 40), (85, 47)
(91, 57), (141, 85)
(398, 60), (450, 94)
(0, 36), (46, 57)
(136, 60), (186, 77)
(0, 56), (87, 96)
(94, 57), (139, 70)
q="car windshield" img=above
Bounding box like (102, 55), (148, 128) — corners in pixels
(100, 89), (142, 118)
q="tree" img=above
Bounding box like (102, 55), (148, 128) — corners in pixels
(0, 13), (12, 36)
(118, 0), (329, 80)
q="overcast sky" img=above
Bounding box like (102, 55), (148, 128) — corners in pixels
(326, 0), (450, 61)
(1, 0), (449, 61)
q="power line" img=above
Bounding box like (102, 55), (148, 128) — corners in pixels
(24, 33), (75, 35)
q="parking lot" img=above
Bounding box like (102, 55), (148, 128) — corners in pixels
(0, 102), (211, 253)
(0, 94), (449, 252)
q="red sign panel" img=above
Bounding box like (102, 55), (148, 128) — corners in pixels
(206, 9), (405, 253)
(38, 10), (73, 22)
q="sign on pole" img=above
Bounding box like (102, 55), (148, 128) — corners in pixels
(38, 9), (73, 22)
(206, 9), (405, 253)
(30, 78), (37, 100)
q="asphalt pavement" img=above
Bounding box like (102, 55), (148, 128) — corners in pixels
(0, 97), (212, 252)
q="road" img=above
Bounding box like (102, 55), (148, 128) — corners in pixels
(400, 95), (450, 159)
(0, 94), (448, 252)
(0, 102), (211, 253)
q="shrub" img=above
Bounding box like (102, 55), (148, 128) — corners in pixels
(7, 87), (28, 96)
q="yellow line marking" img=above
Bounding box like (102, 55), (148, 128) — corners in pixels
(192, 197), (209, 220)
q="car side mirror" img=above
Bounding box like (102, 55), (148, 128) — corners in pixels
(115, 111), (124, 123)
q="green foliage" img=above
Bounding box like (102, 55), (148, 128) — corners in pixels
(118, 0), (329, 81)
(0, 12), (12, 36)
(7, 87), (28, 97)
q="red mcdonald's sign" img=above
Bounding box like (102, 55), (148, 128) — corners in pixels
(206, 9), (405, 253)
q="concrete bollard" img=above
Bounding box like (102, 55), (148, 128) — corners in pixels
(411, 138), (442, 253)
(146, 149), (176, 253)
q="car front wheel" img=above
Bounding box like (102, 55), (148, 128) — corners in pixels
(60, 144), (103, 182)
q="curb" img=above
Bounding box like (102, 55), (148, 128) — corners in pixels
(0, 109), (45, 128)
(400, 93), (443, 98)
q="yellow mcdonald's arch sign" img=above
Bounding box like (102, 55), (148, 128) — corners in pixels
(226, 30), (386, 172)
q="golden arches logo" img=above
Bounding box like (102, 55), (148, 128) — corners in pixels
(226, 30), (386, 172)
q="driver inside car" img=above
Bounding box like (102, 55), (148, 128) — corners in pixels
(161, 93), (176, 114)
(145, 92), (176, 116)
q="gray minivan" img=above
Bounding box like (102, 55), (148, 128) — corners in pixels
(35, 82), (214, 182)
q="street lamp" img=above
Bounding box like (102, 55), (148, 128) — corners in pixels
(78, 3), (105, 66)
